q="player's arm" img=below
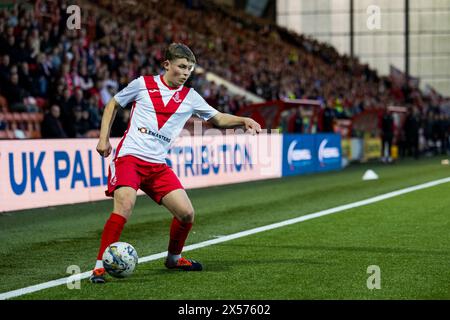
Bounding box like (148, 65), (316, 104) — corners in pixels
(209, 112), (261, 134)
(96, 97), (122, 157)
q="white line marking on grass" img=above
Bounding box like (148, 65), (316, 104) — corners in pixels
(1, 176), (449, 300)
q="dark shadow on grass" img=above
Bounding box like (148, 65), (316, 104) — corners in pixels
(211, 257), (329, 267)
(127, 257), (330, 281)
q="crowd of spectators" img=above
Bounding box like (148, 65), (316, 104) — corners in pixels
(0, 0), (250, 139)
(0, 0), (448, 155)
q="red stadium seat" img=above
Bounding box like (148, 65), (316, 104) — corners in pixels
(35, 112), (44, 122)
(4, 112), (13, 122)
(21, 112), (31, 122)
(28, 113), (43, 138)
(20, 113), (33, 138)
(31, 130), (42, 139)
(5, 130), (15, 139)
(4, 113), (14, 130)
(12, 113), (22, 121)
(28, 112), (39, 123)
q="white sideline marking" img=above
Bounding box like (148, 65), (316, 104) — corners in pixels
(1, 176), (449, 300)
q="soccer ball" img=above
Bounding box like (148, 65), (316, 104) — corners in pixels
(102, 242), (138, 278)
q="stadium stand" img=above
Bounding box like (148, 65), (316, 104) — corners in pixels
(0, 0), (448, 156)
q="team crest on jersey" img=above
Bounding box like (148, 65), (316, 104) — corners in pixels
(172, 91), (181, 103)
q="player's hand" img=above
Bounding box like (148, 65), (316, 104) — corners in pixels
(96, 139), (112, 157)
(244, 117), (262, 135)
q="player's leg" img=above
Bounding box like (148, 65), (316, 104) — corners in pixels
(381, 137), (387, 161)
(387, 136), (393, 162)
(142, 163), (202, 271)
(96, 187), (137, 263)
(91, 156), (140, 283)
(90, 187), (137, 283)
(161, 189), (202, 271)
(162, 188), (195, 223)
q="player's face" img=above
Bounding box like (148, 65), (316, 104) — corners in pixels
(165, 58), (195, 86)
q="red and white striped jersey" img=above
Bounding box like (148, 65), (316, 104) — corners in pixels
(113, 75), (218, 163)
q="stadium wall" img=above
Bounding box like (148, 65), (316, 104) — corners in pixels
(0, 133), (341, 212)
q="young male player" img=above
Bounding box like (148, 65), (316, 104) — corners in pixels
(90, 43), (261, 283)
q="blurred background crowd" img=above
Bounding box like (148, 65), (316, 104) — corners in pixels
(0, 0), (448, 157)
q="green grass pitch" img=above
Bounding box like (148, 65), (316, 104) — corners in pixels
(1, 156), (449, 299)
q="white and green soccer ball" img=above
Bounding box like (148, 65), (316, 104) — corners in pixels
(102, 242), (138, 278)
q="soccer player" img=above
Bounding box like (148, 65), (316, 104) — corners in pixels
(90, 43), (261, 283)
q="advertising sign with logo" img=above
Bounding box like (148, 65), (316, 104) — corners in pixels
(0, 134), (282, 212)
(282, 134), (315, 176)
(315, 134), (342, 172)
(282, 134), (342, 176)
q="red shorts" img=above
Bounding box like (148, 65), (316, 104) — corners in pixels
(106, 155), (184, 204)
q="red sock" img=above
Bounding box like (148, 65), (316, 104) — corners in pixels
(168, 217), (192, 255)
(96, 213), (127, 261)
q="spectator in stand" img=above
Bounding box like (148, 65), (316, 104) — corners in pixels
(79, 65), (94, 91)
(35, 53), (52, 96)
(437, 113), (449, 155)
(68, 88), (89, 111)
(287, 108), (303, 133)
(59, 88), (75, 134)
(403, 107), (421, 159)
(433, 113), (447, 155)
(0, 54), (11, 89)
(0, 0), (448, 144)
(71, 106), (91, 138)
(86, 95), (102, 130)
(41, 104), (67, 138)
(50, 82), (66, 107)
(18, 62), (35, 96)
(320, 102), (336, 133)
(82, 108), (97, 135)
(381, 107), (394, 163)
(50, 46), (63, 70)
(443, 113), (450, 155)
(6, 35), (19, 64)
(5, 73), (29, 112)
(89, 80), (105, 110)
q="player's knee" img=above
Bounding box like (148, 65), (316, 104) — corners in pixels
(178, 207), (194, 223)
(120, 200), (134, 215)
(114, 195), (135, 217)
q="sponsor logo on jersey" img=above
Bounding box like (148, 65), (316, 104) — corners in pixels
(138, 127), (171, 143)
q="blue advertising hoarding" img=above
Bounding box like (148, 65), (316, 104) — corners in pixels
(282, 134), (315, 176)
(314, 133), (342, 172)
(282, 133), (342, 176)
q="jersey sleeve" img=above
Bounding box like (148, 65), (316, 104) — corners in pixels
(114, 76), (142, 107)
(190, 89), (219, 121)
